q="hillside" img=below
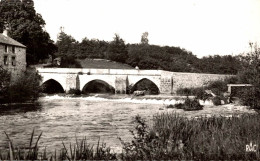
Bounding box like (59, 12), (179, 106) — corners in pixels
(77, 58), (134, 69)
(54, 31), (242, 74)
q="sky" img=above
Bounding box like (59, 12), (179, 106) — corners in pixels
(34, 0), (260, 58)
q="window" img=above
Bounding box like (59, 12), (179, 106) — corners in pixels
(4, 55), (8, 65)
(12, 56), (16, 66)
(5, 45), (7, 52)
(12, 46), (15, 53)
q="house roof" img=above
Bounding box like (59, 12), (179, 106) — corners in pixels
(0, 33), (26, 48)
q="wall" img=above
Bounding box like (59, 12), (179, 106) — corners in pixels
(0, 44), (26, 79)
(171, 72), (231, 94)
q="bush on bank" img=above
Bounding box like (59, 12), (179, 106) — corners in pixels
(166, 97), (203, 111)
(0, 67), (42, 104)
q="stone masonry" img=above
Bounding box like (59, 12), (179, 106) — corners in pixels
(0, 32), (26, 78)
(37, 68), (231, 94)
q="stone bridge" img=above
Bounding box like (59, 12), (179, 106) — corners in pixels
(36, 68), (231, 94)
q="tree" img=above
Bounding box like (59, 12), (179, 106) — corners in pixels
(141, 32), (149, 45)
(77, 38), (108, 59)
(56, 30), (78, 58)
(236, 42), (260, 109)
(107, 34), (128, 63)
(0, 0), (57, 64)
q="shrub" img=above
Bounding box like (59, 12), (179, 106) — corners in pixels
(238, 87), (260, 109)
(207, 80), (228, 96)
(212, 96), (222, 105)
(177, 87), (212, 100)
(166, 104), (175, 109)
(193, 88), (212, 100)
(68, 88), (81, 95)
(166, 98), (203, 111)
(176, 88), (192, 96)
(183, 97), (203, 111)
(0, 68), (42, 104)
(174, 103), (183, 109)
(0, 66), (11, 102)
(59, 56), (82, 68)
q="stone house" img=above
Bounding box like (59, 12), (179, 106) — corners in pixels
(0, 30), (26, 77)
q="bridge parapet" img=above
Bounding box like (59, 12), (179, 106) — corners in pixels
(36, 68), (161, 76)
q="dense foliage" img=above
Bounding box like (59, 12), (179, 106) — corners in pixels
(0, 0), (57, 65)
(55, 30), (242, 74)
(235, 44), (260, 109)
(195, 55), (242, 74)
(106, 34), (128, 63)
(0, 67), (42, 104)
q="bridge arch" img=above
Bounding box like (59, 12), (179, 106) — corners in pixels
(79, 75), (116, 91)
(82, 79), (115, 94)
(129, 78), (160, 94)
(39, 73), (67, 92)
(41, 79), (65, 94)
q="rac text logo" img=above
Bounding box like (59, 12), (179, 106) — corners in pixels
(246, 142), (258, 152)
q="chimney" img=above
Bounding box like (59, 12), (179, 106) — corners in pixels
(3, 23), (9, 37)
(3, 29), (8, 37)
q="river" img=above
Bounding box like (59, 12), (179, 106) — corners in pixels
(0, 95), (171, 153)
(0, 95), (256, 153)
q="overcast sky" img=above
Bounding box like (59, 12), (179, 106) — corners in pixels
(34, 0), (260, 58)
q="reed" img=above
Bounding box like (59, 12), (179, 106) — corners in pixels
(0, 131), (116, 160)
(121, 113), (260, 160)
(0, 129), (46, 160)
(60, 137), (116, 160)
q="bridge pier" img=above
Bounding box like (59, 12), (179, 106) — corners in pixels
(65, 74), (79, 92)
(115, 76), (128, 94)
(160, 71), (173, 94)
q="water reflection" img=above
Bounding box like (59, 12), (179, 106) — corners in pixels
(0, 102), (42, 116)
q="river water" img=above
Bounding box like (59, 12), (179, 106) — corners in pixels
(0, 95), (171, 153)
(0, 95), (256, 153)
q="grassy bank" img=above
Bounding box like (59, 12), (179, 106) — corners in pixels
(1, 113), (259, 160)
